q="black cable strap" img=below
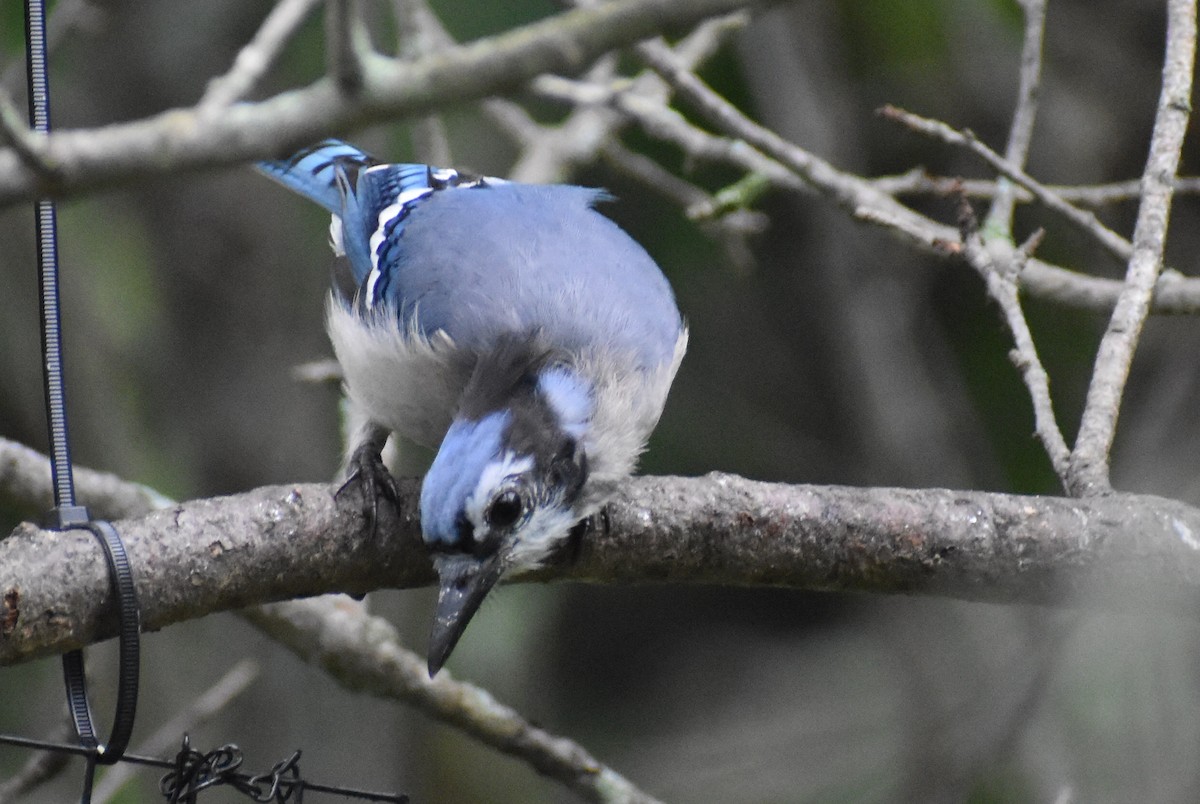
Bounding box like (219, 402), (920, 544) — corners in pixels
(23, 0), (76, 512)
(60, 521), (142, 764)
(23, 0), (143, 794)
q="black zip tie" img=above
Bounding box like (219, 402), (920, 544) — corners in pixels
(23, 0), (142, 793)
(60, 521), (142, 763)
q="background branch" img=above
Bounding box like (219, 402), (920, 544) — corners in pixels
(198, 0), (323, 112)
(541, 43), (1200, 315)
(0, 0), (755, 205)
(245, 599), (662, 804)
(93, 659), (261, 803)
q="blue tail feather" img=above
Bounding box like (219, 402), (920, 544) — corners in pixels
(256, 139), (378, 214)
(259, 139), (493, 305)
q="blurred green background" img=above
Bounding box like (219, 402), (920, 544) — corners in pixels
(4, 0), (1200, 801)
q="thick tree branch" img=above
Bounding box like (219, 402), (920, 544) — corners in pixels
(0, 0), (756, 206)
(5, 468), (1200, 667)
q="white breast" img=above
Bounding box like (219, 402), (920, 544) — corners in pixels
(326, 299), (473, 449)
(328, 298), (688, 501)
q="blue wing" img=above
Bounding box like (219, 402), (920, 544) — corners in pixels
(260, 141), (683, 371)
(380, 182), (683, 370)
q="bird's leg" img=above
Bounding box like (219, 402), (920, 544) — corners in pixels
(337, 423), (401, 537)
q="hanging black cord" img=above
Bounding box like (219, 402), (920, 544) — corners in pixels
(24, 0), (83, 524)
(23, 0), (142, 793)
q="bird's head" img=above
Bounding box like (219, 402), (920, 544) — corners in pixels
(419, 340), (591, 675)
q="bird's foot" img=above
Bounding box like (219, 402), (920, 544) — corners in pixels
(337, 440), (401, 538)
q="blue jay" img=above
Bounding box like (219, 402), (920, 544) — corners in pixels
(258, 140), (686, 675)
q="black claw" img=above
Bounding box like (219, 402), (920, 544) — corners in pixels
(337, 441), (400, 537)
(560, 507), (604, 566)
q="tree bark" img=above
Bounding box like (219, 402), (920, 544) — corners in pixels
(4, 472), (1200, 666)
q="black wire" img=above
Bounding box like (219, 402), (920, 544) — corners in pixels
(0, 734), (409, 802)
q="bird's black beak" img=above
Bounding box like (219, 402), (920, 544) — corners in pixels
(427, 552), (504, 677)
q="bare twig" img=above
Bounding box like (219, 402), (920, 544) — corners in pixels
(878, 104), (1133, 263)
(499, 22), (1200, 320)
(511, 9), (747, 184)
(1068, 0), (1197, 496)
(533, 73), (807, 192)
(393, 0), (744, 190)
(507, 8), (746, 184)
(599, 137), (711, 209)
(872, 170), (1200, 208)
(386, 0), (544, 166)
(541, 58), (1200, 317)
(245, 599), (662, 804)
(92, 660), (261, 803)
(599, 139), (765, 272)
(199, 0), (323, 112)
(509, 55), (623, 183)
(984, 0), (1047, 236)
(957, 198), (1070, 481)
(948, 0), (1067, 481)
(1044, 176), (1200, 206)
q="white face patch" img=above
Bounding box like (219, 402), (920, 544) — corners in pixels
(464, 452), (534, 534)
(506, 503), (592, 571)
(461, 450), (596, 573)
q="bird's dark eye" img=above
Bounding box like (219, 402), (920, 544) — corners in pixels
(486, 489), (524, 529)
